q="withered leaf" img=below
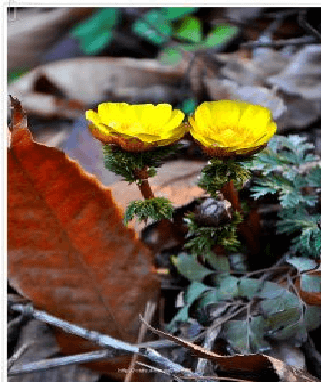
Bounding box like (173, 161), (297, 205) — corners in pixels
(141, 320), (321, 382)
(7, 98), (159, 377)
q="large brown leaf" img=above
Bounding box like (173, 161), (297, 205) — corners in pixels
(7, 98), (160, 377)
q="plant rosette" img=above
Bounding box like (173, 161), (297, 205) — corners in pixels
(188, 100), (277, 158)
(86, 103), (186, 152)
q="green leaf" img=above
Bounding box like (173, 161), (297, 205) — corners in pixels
(223, 319), (248, 352)
(237, 278), (262, 299)
(8, 68), (30, 83)
(162, 7), (198, 21)
(260, 289), (301, 317)
(259, 281), (288, 300)
(204, 252), (230, 273)
(159, 47), (183, 65)
(223, 317), (270, 354)
(173, 253), (214, 282)
(173, 16), (202, 43)
(185, 282), (213, 305)
(197, 24), (238, 49)
(71, 8), (120, 54)
(167, 281), (211, 332)
(218, 275), (239, 300)
(301, 274), (321, 293)
(166, 306), (189, 332)
(286, 258), (317, 272)
(132, 10), (172, 45)
(304, 306), (321, 332)
(196, 289), (220, 310)
(124, 197), (174, 225)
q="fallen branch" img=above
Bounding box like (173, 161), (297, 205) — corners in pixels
(8, 303), (196, 378)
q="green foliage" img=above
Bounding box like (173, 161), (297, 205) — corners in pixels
(184, 211), (243, 254)
(172, 253), (214, 282)
(169, 274), (321, 353)
(198, 158), (251, 195)
(245, 135), (321, 258)
(132, 8), (198, 45)
(71, 8), (120, 54)
(103, 144), (179, 183)
(160, 24), (238, 66)
(277, 207), (321, 257)
(124, 197), (174, 225)
(173, 16), (202, 43)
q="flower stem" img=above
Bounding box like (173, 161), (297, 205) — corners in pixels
(134, 166), (155, 200)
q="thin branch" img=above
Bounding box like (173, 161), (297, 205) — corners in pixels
(10, 303), (137, 354)
(7, 341), (35, 372)
(125, 301), (156, 382)
(241, 35), (316, 48)
(298, 9), (321, 41)
(8, 303), (198, 378)
(196, 326), (220, 378)
(8, 349), (114, 376)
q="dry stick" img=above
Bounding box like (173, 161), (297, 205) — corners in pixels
(125, 301), (157, 382)
(7, 341), (35, 372)
(8, 303), (196, 378)
(196, 326), (221, 379)
(8, 350), (115, 376)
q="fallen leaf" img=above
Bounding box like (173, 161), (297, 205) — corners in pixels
(7, 98), (160, 378)
(8, 56), (188, 117)
(8, 8), (94, 72)
(141, 321), (321, 382)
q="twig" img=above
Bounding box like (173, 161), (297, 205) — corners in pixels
(10, 303), (137, 354)
(8, 303), (197, 378)
(7, 341), (35, 372)
(245, 303), (252, 354)
(180, 376), (253, 382)
(241, 35), (316, 48)
(8, 349), (114, 376)
(196, 326), (220, 378)
(125, 301), (156, 382)
(298, 9), (321, 41)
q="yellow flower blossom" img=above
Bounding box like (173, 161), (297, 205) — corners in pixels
(86, 103), (186, 152)
(189, 100), (277, 157)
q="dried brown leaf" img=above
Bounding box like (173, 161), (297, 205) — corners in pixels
(7, 98), (159, 378)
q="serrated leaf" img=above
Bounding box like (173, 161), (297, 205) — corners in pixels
(8, 99), (159, 375)
(286, 258), (317, 272)
(173, 253), (214, 282)
(174, 16), (202, 43)
(301, 274), (321, 293)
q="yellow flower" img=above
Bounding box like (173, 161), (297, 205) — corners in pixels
(189, 100), (277, 157)
(86, 103), (186, 152)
